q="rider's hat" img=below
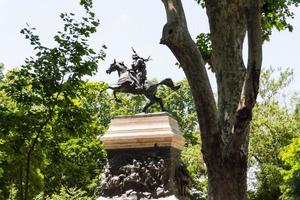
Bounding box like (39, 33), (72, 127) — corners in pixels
(132, 53), (139, 59)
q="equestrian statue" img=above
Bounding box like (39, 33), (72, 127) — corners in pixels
(106, 48), (180, 113)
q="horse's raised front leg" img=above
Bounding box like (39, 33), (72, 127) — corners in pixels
(113, 91), (121, 103)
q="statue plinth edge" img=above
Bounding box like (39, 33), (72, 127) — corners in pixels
(100, 112), (186, 150)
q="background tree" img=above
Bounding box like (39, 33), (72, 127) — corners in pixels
(159, 0), (299, 199)
(280, 137), (300, 200)
(248, 68), (300, 200)
(40, 82), (110, 196)
(0, 1), (106, 199)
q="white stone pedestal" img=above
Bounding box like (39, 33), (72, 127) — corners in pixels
(101, 112), (186, 150)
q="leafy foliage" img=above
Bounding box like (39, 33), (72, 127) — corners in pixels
(280, 138), (300, 200)
(262, 0), (300, 41)
(34, 187), (93, 200)
(248, 68), (300, 200)
(195, 0), (300, 41)
(0, 1), (106, 199)
(196, 33), (213, 72)
(248, 164), (283, 200)
(181, 140), (207, 200)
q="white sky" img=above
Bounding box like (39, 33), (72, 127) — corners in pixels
(0, 0), (299, 93)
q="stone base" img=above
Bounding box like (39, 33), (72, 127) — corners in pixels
(97, 113), (190, 199)
(101, 112), (185, 150)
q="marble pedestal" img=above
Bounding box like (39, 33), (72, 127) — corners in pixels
(97, 112), (188, 200)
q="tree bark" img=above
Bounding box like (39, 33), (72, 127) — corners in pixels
(160, 0), (262, 199)
(24, 107), (55, 200)
(160, 0), (219, 143)
(19, 161), (24, 200)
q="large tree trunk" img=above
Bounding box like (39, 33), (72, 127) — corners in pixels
(206, 148), (248, 199)
(160, 0), (262, 199)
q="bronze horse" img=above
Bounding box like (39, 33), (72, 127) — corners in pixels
(106, 60), (180, 112)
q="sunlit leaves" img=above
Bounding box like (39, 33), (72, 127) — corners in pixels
(34, 187), (93, 200)
(196, 33), (213, 72)
(248, 68), (300, 200)
(262, 0), (300, 41)
(195, 0), (299, 42)
(280, 138), (300, 199)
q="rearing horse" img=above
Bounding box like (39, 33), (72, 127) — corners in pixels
(106, 60), (180, 113)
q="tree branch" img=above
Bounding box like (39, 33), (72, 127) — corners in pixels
(240, 1), (263, 110)
(205, 1), (248, 155)
(160, 0), (219, 143)
(24, 107), (54, 200)
(233, 1), (263, 150)
(24, 74), (65, 200)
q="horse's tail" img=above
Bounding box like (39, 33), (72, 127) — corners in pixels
(157, 78), (181, 91)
